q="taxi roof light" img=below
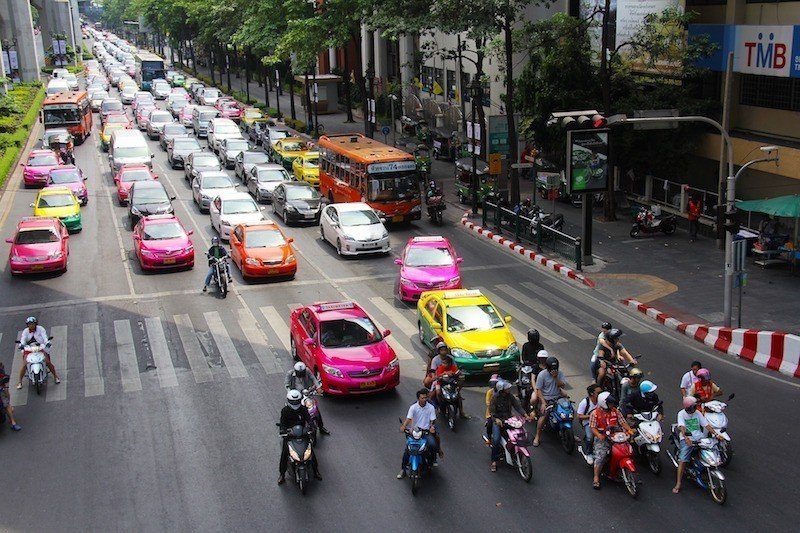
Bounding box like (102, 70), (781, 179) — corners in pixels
(443, 289), (482, 299)
(316, 302), (356, 311)
(411, 236), (446, 242)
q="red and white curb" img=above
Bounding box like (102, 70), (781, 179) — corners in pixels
(460, 213), (595, 288)
(622, 298), (800, 378)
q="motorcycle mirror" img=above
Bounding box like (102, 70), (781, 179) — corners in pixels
(727, 393), (735, 401)
(394, 258), (402, 265)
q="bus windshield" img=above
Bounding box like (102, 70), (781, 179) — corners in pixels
(367, 171), (420, 202)
(43, 106), (80, 126)
(140, 60), (166, 82)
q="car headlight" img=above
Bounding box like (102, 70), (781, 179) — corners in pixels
(381, 230), (389, 239)
(244, 257), (260, 265)
(322, 364), (343, 377)
(285, 205), (296, 212)
(448, 276), (461, 285)
(385, 357), (399, 371)
(130, 206), (142, 216)
(285, 254), (296, 264)
(220, 219), (231, 227)
(400, 277), (413, 286)
(11, 255), (24, 262)
(451, 347), (474, 359)
(201, 194), (210, 201)
(343, 233), (357, 242)
(411, 205), (421, 213)
(49, 251), (63, 259)
(183, 246), (194, 254)
(140, 248), (155, 257)
(506, 342), (520, 356)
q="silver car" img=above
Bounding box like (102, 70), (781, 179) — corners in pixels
(192, 171), (237, 212)
(184, 151), (223, 181)
(218, 138), (251, 170)
(168, 141), (202, 169)
(246, 164), (291, 203)
(146, 110), (174, 140)
(152, 81), (171, 100)
(159, 123), (189, 150)
(234, 150), (270, 180)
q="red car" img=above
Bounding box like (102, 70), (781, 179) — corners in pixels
(6, 216), (69, 275)
(219, 101), (243, 122)
(104, 112), (133, 129)
(289, 301), (400, 396)
(22, 150), (62, 187)
(214, 96), (237, 110)
(114, 165), (158, 205)
(132, 214), (195, 271)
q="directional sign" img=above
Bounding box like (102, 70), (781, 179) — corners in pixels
(381, 125), (391, 136)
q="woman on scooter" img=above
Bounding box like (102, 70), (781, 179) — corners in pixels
(489, 380), (535, 472)
(589, 392), (632, 489)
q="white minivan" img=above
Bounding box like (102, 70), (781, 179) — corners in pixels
(109, 129), (153, 173)
(46, 78), (70, 95)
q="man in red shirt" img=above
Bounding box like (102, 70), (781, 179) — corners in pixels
(688, 194), (702, 243)
(433, 353), (468, 419)
(589, 392), (632, 489)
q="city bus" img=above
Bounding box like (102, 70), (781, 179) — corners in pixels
(318, 133), (421, 223)
(134, 52), (166, 91)
(41, 91), (93, 144)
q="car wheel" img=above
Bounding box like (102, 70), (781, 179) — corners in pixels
(256, 189), (262, 203)
(283, 208), (289, 226)
(320, 224), (325, 241)
(336, 238), (343, 256)
(418, 321), (425, 344)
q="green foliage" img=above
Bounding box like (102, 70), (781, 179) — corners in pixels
(283, 118), (307, 134)
(0, 147), (21, 188)
(0, 85), (45, 186)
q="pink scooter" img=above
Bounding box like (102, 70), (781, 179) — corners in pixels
(483, 416), (533, 482)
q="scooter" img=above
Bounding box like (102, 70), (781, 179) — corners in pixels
(278, 423), (316, 495)
(630, 208), (677, 238)
(631, 407), (664, 475)
(703, 394), (734, 467)
(516, 364), (535, 412)
(527, 207), (565, 237)
(666, 430), (727, 505)
(18, 340), (52, 395)
(399, 418), (434, 495)
(206, 255), (229, 298)
(437, 373), (461, 431)
(544, 397), (576, 454)
(579, 425), (640, 498)
(425, 192), (446, 225)
(482, 416), (533, 482)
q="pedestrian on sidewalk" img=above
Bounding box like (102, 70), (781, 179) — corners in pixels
(688, 195), (702, 243)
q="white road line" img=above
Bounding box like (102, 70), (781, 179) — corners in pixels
(496, 284), (595, 340)
(114, 320), (142, 392)
(45, 325), (68, 402)
(203, 311), (248, 379)
(83, 322), (105, 397)
(369, 297), (418, 338)
(477, 287), (568, 344)
(237, 307), (283, 375)
(97, 150), (135, 295)
(173, 314), (213, 383)
(144, 317), (178, 388)
(9, 331), (27, 406)
(260, 306), (292, 356)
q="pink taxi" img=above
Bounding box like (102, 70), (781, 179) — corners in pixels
(46, 166), (88, 205)
(395, 236), (463, 301)
(6, 217), (69, 275)
(22, 150), (62, 188)
(132, 214), (195, 271)
(289, 301), (400, 396)
(219, 101), (243, 122)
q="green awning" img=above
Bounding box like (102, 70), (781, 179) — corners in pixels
(735, 195), (800, 218)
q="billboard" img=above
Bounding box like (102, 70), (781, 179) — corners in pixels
(567, 129), (609, 194)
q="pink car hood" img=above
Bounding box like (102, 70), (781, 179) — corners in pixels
(25, 165), (59, 177)
(320, 342), (395, 367)
(11, 242), (60, 258)
(56, 181), (87, 197)
(401, 263), (459, 283)
(141, 236), (191, 253)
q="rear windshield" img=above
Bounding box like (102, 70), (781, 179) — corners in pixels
(49, 169), (82, 184)
(243, 152), (268, 164)
(132, 186), (169, 203)
(201, 176), (234, 189)
(29, 154), (59, 166)
(222, 199), (258, 214)
(199, 111), (217, 121)
(121, 169), (153, 182)
(193, 155), (219, 167)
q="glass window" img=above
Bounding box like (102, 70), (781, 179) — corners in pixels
(367, 172), (420, 202)
(28, 153), (59, 166)
(339, 209), (380, 226)
(445, 304), (504, 333)
(132, 186), (169, 203)
(143, 222), (184, 240)
(49, 169), (82, 184)
(244, 229), (286, 248)
(405, 246), (454, 267)
(121, 169), (153, 182)
(256, 169), (288, 182)
(38, 194), (75, 208)
(201, 175), (234, 189)
(286, 186), (319, 200)
(193, 155), (220, 167)
(740, 75), (799, 111)
(16, 229), (59, 244)
(222, 199), (258, 214)
(243, 152), (269, 163)
(319, 318), (382, 348)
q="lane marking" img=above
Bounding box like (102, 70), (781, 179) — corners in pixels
(45, 325), (68, 402)
(173, 314), (213, 383)
(144, 317), (178, 388)
(114, 320), (142, 392)
(495, 283), (595, 340)
(237, 307), (283, 375)
(82, 322), (105, 397)
(260, 306), (292, 356)
(204, 311), (248, 379)
(9, 330), (27, 406)
(477, 287), (568, 344)
(369, 297), (418, 339)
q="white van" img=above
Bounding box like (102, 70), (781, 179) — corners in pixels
(192, 106), (219, 138)
(46, 78), (70, 95)
(109, 129), (153, 173)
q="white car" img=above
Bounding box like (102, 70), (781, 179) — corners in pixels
(207, 118), (243, 154)
(209, 192), (266, 240)
(199, 87), (221, 106)
(152, 80), (171, 100)
(64, 73), (79, 91)
(192, 171), (237, 212)
(120, 84), (139, 104)
(319, 202), (390, 256)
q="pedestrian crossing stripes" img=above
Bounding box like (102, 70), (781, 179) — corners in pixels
(477, 286), (568, 344)
(236, 307), (283, 376)
(83, 322), (105, 397)
(260, 306), (292, 357)
(173, 314), (214, 384)
(115, 320), (142, 393)
(145, 317), (178, 388)
(204, 311), (248, 379)
(496, 284), (595, 340)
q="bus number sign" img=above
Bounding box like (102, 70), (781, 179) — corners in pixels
(367, 161), (417, 173)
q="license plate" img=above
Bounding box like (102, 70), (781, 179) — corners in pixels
(268, 268), (279, 274)
(304, 213), (315, 219)
(392, 215), (404, 223)
(31, 265), (44, 270)
(163, 258), (176, 264)
(360, 380), (377, 389)
(483, 363), (500, 369)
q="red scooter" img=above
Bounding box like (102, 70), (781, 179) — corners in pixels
(580, 425), (640, 498)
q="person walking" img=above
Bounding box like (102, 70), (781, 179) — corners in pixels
(688, 195), (702, 243)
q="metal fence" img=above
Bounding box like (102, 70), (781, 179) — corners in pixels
(482, 201), (583, 270)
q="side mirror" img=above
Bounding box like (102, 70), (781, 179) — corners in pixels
(394, 258), (402, 265)
(151, 153), (155, 158)
(382, 329), (391, 337)
(83, 177), (88, 181)
(170, 196), (177, 201)
(187, 230), (194, 236)
(431, 322), (442, 331)
(728, 393), (735, 401)
(29, 203), (34, 208)
(5, 238), (13, 244)
(303, 338), (315, 347)
(456, 257), (463, 264)
(287, 237), (294, 243)
(132, 234), (141, 241)
(504, 315), (512, 323)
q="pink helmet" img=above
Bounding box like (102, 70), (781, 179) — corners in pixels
(682, 396), (697, 409)
(696, 368), (710, 381)
(488, 373), (500, 385)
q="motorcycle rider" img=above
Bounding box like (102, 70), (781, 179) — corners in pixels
(589, 392), (632, 489)
(680, 361), (702, 397)
(623, 380), (663, 422)
(484, 374), (500, 442)
(16, 316), (60, 389)
(432, 353), (468, 419)
(425, 180), (442, 202)
(423, 340), (449, 389)
(284, 362), (330, 435)
(489, 380), (534, 472)
(594, 328), (636, 386)
(620, 367), (644, 404)
(577, 384), (601, 457)
(202, 236), (232, 292)
(532, 355), (568, 447)
(520, 329), (544, 365)
(687, 368), (722, 404)
(673, 396), (725, 494)
(0, 362), (22, 431)
(278, 389), (322, 485)
(590, 322), (613, 379)
(398, 388), (440, 479)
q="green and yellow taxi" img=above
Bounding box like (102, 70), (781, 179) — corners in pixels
(271, 137), (309, 171)
(292, 151), (319, 187)
(417, 289), (519, 375)
(240, 107), (266, 131)
(100, 122), (126, 151)
(31, 186), (82, 232)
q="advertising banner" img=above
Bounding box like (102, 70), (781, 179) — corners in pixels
(567, 130), (609, 194)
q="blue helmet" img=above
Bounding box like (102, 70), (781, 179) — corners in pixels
(639, 380), (657, 395)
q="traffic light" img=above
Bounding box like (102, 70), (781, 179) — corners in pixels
(723, 210), (741, 234)
(548, 110), (608, 130)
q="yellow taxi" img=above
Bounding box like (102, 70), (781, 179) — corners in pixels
(31, 186), (82, 232)
(292, 151), (319, 187)
(240, 107), (265, 130)
(416, 289), (519, 375)
(271, 137), (309, 171)
(100, 123), (126, 151)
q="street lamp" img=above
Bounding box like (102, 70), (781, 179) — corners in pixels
(469, 78), (482, 215)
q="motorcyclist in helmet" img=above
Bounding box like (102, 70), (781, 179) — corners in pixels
(489, 380), (534, 472)
(532, 355), (568, 447)
(589, 392), (631, 489)
(202, 236), (232, 292)
(594, 328), (636, 387)
(425, 180), (442, 202)
(687, 368), (722, 404)
(590, 322), (613, 379)
(673, 395), (724, 494)
(520, 328), (544, 366)
(623, 379), (663, 422)
(620, 366), (644, 404)
(284, 361), (330, 435)
(423, 339), (448, 389)
(16, 316), (61, 389)
(278, 389), (321, 485)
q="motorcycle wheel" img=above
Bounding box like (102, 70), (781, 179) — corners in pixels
(411, 474), (421, 495)
(298, 469), (308, 495)
(35, 377), (41, 395)
(219, 274), (228, 299)
(621, 467), (639, 499)
(629, 226), (640, 238)
(648, 451), (662, 475)
(447, 404), (456, 431)
(663, 220), (676, 235)
(559, 428), (575, 455)
(720, 441), (733, 467)
(517, 452), (532, 482)
(707, 471), (727, 505)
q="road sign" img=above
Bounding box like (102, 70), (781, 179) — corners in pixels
(381, 125), (391, 136)
(732, 238), (747, 273)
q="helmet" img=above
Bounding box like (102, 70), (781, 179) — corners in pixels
(682, 396), (697, 410)
(211, 236), (220, 246)
(639, 380), (657, 394)
(488, 373), (500, 385)
(429, 180), (436, 189)
(287, 389), (302, 409)
(696, 368), (710, 381)
(527, 329), (540, 344)
(597, 391), (611, 409)
(607, 328), (623, 341)
(293, 361), (306, 374)
(545, 356), (559, 371)
(537, 349), (549, 360)
(495, 379), (512, 392)
(25, 316), (37, 325)
(601, 322), (612, 330)
(628, 367), (643, 379)
(435, 341), (448, 353)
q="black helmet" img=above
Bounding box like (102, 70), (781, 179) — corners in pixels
(607, 328), (623, 342)
(601, 322), (612, 330)
(545, 356), (559, 371)
(527, 329), (540, 344)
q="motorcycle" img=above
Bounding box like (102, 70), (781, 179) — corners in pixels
(437, 373), (461, 431)
(302, 388), (320, 445)
(667, 430), (727, 505)
(631, 407), (664, 475)
(544, 397), (576, 454)
(278, 423), (316, 495)
(630, 208), (677, 238)
(425, 190), (446, 225)
(516, 364), (535, 412)
(413, 144), (432, 180)
(482, 416), (533, 482)
(525, 206), (565, 237)
(206, 255), (229, 298)
(579, 425), (640, 498)
(601, 357), (640, 400)
(399, 418), (434, 495)
(18, 339), (53, 395)
(703, 394), (735, 467)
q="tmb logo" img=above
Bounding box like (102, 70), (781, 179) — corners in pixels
(744, 32), (787, 70)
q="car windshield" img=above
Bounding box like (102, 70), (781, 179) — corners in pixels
(202, 176), (233, 189)
(222, 199), (258, 214)
(164, 124), (186, 134)
(243, 153), (268, 164)
(405, 246), (454, 267)
(102, 101), (123, 112)
(194, 156), (219, 167)
(286, 187), (318, 201)
(143, 222), (184, 240)
(106, 115), (128, 124)
(16, 229), (59, 244)
(446, 304), (504, 333)
(49, 170), (81, 184)
(92, 92), (109, 101)
(171, 99), (187, 109)
(245, 110), (261, 118)
(174, 140), (201, 151)
(121, 169), (152, 182)
(304, 157), (319, 168)
(256, 169), (287, 182)
(281, 141), (304, 152)
(133, 186), (169, 203)
(29, 154), (59, 166)
(368, 172), (420, 202)
(226, 140), (248, 151)
(199, 111), (217, 121)
(340, 210), (380, 227)
(38, 194), (74, 208)
(216, 124), (239, 134)
(319, 318), (382, 348)
(115, 146), (150, 158)
(203, 89), (220, 98)
(154, 83), (169, 91)
(245, 229), (286, 248)
(271, 131), (289, 140)
(150, 113), (172, 123)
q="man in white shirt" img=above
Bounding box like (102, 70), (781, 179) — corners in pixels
(16, 317), (61, 389)
(398, 388), (439, 479)
(673, 396), (723, 494)
(577, 384), (601, 457)
(679, 361), (702, 397)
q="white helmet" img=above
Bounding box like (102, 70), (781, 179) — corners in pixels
(536, 349), (549, 360)
(293, 361), (306, 374)
(597, 391), (612, 410)
(287, 389), (302, 409)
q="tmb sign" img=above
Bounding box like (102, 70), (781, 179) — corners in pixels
(735, 26), (796, 77)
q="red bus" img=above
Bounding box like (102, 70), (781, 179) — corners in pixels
(41, 91), (93, 144)
(318, 133), (421, 222)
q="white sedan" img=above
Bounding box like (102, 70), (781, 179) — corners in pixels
(209, 192), (266, 241)
(319, 202), (390, 256)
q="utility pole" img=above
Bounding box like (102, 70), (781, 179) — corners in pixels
(716, 52), (733, 249)
(457, 34), (467, 137)
(470, 79), (481, 215)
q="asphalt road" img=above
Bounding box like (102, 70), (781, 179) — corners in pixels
(0, 78), (798, 532)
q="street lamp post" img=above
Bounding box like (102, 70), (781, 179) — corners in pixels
(469, 78), (482, 215)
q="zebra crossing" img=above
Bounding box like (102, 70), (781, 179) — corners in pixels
(2, 285), (653, 407)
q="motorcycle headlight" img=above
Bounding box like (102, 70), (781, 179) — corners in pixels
(302, 397), (314, 409)
(506, 342), (520, 356)
(560, 413), (567, 420)
(451, 347), (473, 359)
(385, 357), (399, 371)
(322, 364), (343, 377)
(288, 447), (300, 461)
(303, 447), (312, 460)
(521, 376), (530, 385)
(410, 205), (421, 213)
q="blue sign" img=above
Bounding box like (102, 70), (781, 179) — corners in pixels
(381, 125), (391, 136)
